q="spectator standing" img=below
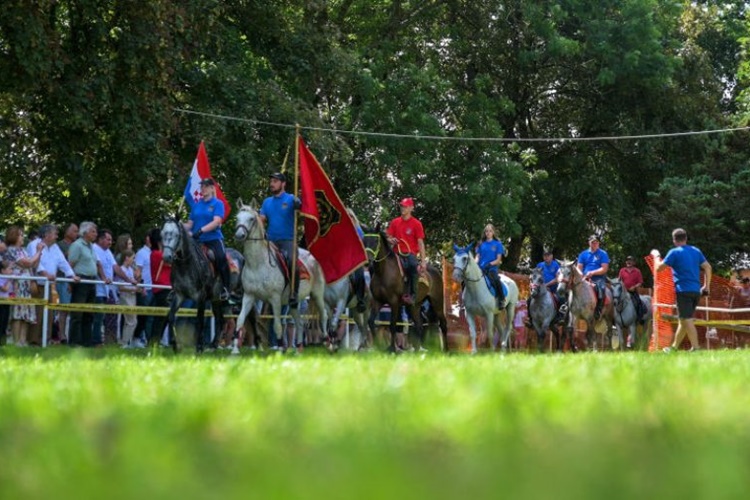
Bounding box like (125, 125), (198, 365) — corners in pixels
(55, 223), (78, 342)
(117, 250), (138, 347)
(0, 259), (13, 346)
(5, 226), (42, 347)
(513, 299), (528, 350)
(27, 224), (79, 345)
(68, 221), (99, 347)
(92, 229), (115, 345)
(656, 228), (711, 352)
(133, 231), (154, 344)
(149, 228), (172, 346)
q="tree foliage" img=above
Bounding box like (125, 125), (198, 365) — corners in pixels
(1, 0), (748, 272)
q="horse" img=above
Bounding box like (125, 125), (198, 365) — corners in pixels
(232, 202), (328, 354)
(452, 244), (519, 354)
(160, 217), (225, 353)
(324, 274), (372, 351)
(556, 261), (614, 351)
(528, 267), (566, 352)
(363, 229), (448, 353)
(609, 277), (652, 350)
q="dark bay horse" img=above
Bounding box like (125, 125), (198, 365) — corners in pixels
(161, 217), (225, 353)
(363, 229), (448, 353)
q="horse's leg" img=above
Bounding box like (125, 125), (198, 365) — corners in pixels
(269, 297), (283, 351)
(167, 295), (181, 354)
(409, 305), (426, 352)
(210, 299), (223, 350)
(195, 301), (205, 354)
(232, 293), (254, 355)
(466, 313), (478, 355)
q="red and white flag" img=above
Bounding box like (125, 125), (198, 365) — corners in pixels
(298, 136), (367, 283)
(184, 141), (231, 222)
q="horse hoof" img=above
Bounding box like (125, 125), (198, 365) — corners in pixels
(231, 347), (240, 355)
(470, 349), (478, 356)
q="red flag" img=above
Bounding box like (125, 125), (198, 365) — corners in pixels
(184, 141), (231, 222)
(298, 137), (368, 283)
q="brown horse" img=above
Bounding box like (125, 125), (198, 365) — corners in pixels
(363, 229), (448, 353)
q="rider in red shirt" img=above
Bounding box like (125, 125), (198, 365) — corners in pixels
(618, 255), (645, 322)
(386, 197), (426, 305)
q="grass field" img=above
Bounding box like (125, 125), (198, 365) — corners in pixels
(1, 346), (749, 499)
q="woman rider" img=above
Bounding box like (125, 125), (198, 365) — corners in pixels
(475, 223), (505, 310)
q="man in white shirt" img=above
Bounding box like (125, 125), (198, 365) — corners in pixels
(133, 231), (153, 344)
(92, 229), (115, 345)
(27, 224), (80, 344)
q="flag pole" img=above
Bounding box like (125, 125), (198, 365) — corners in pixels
(291, 126), (301, 307)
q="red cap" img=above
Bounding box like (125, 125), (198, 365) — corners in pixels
(399, 197), (414, 208)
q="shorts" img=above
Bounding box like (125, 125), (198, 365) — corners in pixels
(676, 292), (700, 319)
(56, 281), (72, 304)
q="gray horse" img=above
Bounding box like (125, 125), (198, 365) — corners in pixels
(528, 267), (565, 352)
(609, 277), (652, 350)
(161, 217), (224, 353)
(556, 261), (614, 351)
(324, 274), (372, 351)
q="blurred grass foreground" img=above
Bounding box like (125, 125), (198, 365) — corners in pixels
(1, 348), (749, 499)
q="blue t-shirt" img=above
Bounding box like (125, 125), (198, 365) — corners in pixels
(577, 248), (609, 282)
(663, 244), (706, 293)
(260, 192), (298, 241)
(189, 197), (225, 242)
(536, 260), (560, 290)
(476, 240), (504, 272)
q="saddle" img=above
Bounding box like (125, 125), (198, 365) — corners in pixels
(482, 275), (508, 301)
(269, 244), (311, 281)
(396, 254), (429, 287)
(199, 245), (230, 278)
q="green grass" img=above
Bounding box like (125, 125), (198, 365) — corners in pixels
(1, 347), (749, 499)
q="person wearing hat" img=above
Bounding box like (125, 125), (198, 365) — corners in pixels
(618, 255), (646, 328)
(475, 223), (506, 309)
(386, 197), (426, 305)
(184, 177), (232, 301)
(577, 234), (610, 320)
(534, 248), (565, 322)
(259, 172), (302, 307)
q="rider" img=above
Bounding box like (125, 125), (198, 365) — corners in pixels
(577, 234), (610, 320)
(259, 172), (302, 307)
(535, 249), (565, 319)
(386, 197), (426, 306)
(618, 255), (645, 323)
(185, 177), (232, 301)
(475, 223), (505, 310)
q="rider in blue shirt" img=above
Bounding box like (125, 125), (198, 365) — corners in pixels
(475, 223), (505, 309)
(536, 250), (560, 293)
(577, 234), (610, 319)
(185, 178), (231, 301)
(259, 172), (302, 307)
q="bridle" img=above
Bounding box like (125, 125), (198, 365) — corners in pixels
(162, 221), (184, 262)
(235, 209), (266, 242)
(363, 233), (388, 263)
(453, 252), (482, 283)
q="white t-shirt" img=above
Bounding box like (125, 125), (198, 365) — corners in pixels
(134, 245), (152, 285)
(94, 244), (116, 298)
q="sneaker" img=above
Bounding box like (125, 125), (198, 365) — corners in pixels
(662, 346), (673, 353)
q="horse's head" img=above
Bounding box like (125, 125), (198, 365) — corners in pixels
(556, 260), (579, 294)
(161, 217), (183, 265)
(609, 277), (625, 311)
(451, 243), (474, 283)
(530, 267), (545, 298)
(235, 203), (264, 243)
(363, 225), (387, 265)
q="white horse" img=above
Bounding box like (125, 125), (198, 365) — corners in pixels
(324, 275), (371, 351)
(452, 244), (519, 354)
(232, 202), (328, 354)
